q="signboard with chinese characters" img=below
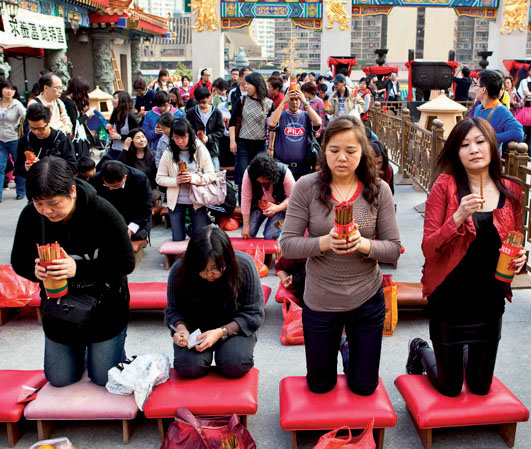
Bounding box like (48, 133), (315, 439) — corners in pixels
(221, 0), (322, 19)
(351, 0), (498, 6)
(0, 8), (67, 49)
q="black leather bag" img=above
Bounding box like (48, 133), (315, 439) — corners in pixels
(305, 130), (321, 168)
(42, 291), (99, 331)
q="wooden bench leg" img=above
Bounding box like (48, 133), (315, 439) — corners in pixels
(240, 415), (247, 427)
(291, 431), (297, 449)
(498, 422), (517, 447)
(37, 420), (53, 440)
(158, 418), (165, 442)
(6, 422), (21, 447)
(134, 247), (145, 265)
(36, 307), (42, 324)
(374, 428), (385, 449)
(122, 419), (134, 444)
(0, 308), (12, 326)
(164, 254), (172, 270)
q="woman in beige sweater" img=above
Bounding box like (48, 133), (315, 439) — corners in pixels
(156, 118), (216, 241)
(280, 117), (401, 395)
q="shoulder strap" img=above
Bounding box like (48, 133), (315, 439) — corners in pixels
(486, 106), (497, 123)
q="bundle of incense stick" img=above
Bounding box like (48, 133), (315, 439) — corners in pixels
(221, 434), (239, 449)
(479, 172), (484, 210)
(334, 202), (353, 225)
(36, 242), (62, 262)
(505, 231), (524, 247)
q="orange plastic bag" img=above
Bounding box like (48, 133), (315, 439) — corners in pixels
(0, 265), (40, 307)
(382, 274), (398, 337)
(313, 418), (375, 449)
(218, 216), (240, 231)
(280, 298), (304, 345)
(251, 245), (268, 278)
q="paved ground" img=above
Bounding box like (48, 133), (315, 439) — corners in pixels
(0, 176), (530, 449)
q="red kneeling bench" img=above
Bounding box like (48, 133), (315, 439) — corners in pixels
(144, 367), (259, 440)
(0, 370), (47, 447)
(395, 374), (530, 449)
(279, 375), (397, 449)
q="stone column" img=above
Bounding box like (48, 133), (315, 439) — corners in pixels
(488, 1), (529, 71)
(92, 32), (114, 94)
(45, 49), (70, 85)
(130, 35), (142, 82)
(191, 1), (224, 79)
(320, 0), (352, 74)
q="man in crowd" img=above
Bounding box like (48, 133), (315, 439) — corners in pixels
(453, 67), (473, 102)
(91, 160), (152, 241)
(16, 102), (77, 177)
(133, 78), (156, 116)
(189, 68), (213, 98)
(267, 76), (284, 109)
(384, 72), (401, 102)
(300, 82), (325, 138)
(143, 90), (184, 149)
(329, 74), (357, 118)
(230, 68), (240, 90)
(30, 73), (72, 136)
(229, 66), (251, 109)
(268, 88), (321, 180)
(473, 70), (523, 149)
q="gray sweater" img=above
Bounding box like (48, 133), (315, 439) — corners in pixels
(280, 172), (401, 312)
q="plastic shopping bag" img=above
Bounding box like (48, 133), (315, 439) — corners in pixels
(313, 418), (375, 449)
(251, 245), (268, 278)
(382, 275), (398, 337)
(280, 299), (304, 346)
(0, 264), (40, 307)
(30, 437), (76, 449)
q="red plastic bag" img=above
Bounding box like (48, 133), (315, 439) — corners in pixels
(382, 274), (398, 337)
(251, 245), (268, 278)
(280, 298), (304, 346)
(160, 407), (256, 449)
(0, 264), (40, 307)
(313, 418), (375, 449)
(218, 216), (240, 231)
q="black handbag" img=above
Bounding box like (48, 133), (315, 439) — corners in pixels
(305, 130), (321, 168)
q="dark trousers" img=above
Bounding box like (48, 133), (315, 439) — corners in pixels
(286, 163), (312, 181)
(421, 339), (499, 397)
(173, 333), (257, 378)
(234, 138), (266, 191)
(302, 288), (385, 395)
(168, 203), (209, 242)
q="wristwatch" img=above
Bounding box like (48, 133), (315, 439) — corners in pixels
(221, 327), (228, 341)
(303, 101), (310, 108)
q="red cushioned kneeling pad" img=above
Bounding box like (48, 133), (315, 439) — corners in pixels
(129, 282), (167, 309)
(0, 370), (47, 422)
(261, 284), (271, 305)
(144, 367), (259, 418)
(279, 376), (396, 431)
(275, 281), (299, 304)
(394, 375), (529, 429)
(229, 237), (279, 254)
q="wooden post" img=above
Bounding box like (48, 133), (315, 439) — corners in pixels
(373, 102), (381, 137)
(395, 108), (412, 185)
(428, 119), (445, 189)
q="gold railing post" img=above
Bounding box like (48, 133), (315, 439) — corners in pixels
(373, 102), (382, 138)
(429, 119), (445, 189)
(395, 108), (412, 185)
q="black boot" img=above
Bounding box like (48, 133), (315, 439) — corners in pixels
(406, 337), (429, 375)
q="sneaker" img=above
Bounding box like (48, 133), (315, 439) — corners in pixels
(406, 337), (429, 375)
(339, 335), (349, 375)
(16, 194), (24, 200)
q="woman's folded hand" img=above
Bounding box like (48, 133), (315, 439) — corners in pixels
(195, 328), (223, 352)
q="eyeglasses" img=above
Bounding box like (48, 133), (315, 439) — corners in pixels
(199, 266), (225, 276)
(50, 85), (64, 91)
(29, 124), (49, 132)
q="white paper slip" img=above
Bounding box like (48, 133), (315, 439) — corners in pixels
(187, 328), (203, 349)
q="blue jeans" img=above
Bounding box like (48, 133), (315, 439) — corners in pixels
(211, 156), (220, 171)
(0, 139), (25, 200)
(249, 208), (285, 240)
(44, 327), (127, 387)
(234, 139), (266, 191)
(168, 203), (209, 241)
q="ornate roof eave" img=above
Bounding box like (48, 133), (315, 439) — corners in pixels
(70, 0), (111, 12)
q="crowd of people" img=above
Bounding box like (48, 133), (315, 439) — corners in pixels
(3, 66), (527, 410)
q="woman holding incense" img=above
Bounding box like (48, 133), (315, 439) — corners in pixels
(165, 225), (265, 378)
(406, 117), (526, 397)
(280, 117), (401, 395)
(11, 157), (135, 387)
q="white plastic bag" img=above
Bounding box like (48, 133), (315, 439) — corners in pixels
(106, 353), (170, 410)
(30, 437), (74, 449)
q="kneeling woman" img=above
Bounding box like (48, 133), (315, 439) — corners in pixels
(165, 226), (265, 378)
(407, 118), (526, 396)
(11, 157), (135, 387)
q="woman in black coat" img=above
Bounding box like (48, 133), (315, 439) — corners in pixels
(11, 157), (135, 387)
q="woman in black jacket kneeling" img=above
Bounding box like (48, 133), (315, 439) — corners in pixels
(11, 157), (135, 387)
(165, 225), (265, 378)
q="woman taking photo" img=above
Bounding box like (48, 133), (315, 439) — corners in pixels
(119, 128), (159, 202)
(0, 79), (26, 202)
(228, 72), (274, 191)
(156, 118), (216, 241)
(407, 118), (526, 397)
(280, 117), (401, 395)
(241, 153), (295, 240)
(11, 157), (135, 387)
(166, 225), (264, 378)
(106, 91), (139, 160)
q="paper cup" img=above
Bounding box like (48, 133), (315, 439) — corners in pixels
(495, 243), (521, 283)
(39, 261), (68, 298)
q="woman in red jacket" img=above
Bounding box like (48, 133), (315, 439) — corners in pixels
(407, 117), (526, 397)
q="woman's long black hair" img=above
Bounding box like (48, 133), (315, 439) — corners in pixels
(317, 117), (380, 211)
(122, 128), (152, 165)
(177, 225), (242, 311)
(64, 76), (90, 114)
(245, 72), (268, 103)
(112, 91), (133, 129)
(169, 118), (198, 163)
(435, 117), (521, 203)
(26, 157), (74, 201)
